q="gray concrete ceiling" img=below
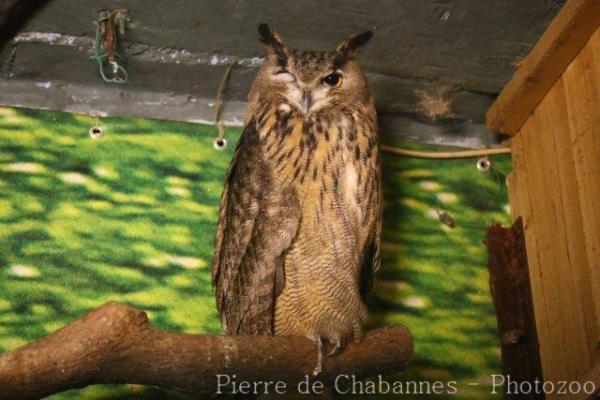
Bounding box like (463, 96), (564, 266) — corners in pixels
(0, 0), (565, 147)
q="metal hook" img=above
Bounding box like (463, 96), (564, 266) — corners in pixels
(213, 137), (228, 150)
(213, 122), (227, 151)
(476, 156), (491, 172)
(89, 125), (103, 139)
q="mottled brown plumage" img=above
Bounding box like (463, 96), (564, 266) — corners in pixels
(212, 24), (381, 363)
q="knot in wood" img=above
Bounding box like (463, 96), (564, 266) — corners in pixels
(501, 328), (524, 345)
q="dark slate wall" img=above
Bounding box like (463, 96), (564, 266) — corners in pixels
(0, 0), (565, 147)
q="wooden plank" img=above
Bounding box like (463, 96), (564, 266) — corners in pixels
(486, 219), (544, 400)
(486, 0), (600, 136)
(562, 26), (600, 355)
(511, 116), (561, 383)
(513, 79), (597, 387)
(551, 78), (599, 364)
(506, 138), (526, 227)
(505, 171), (521, 224)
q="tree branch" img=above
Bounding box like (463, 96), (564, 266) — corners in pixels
(0, 302), (413, 399)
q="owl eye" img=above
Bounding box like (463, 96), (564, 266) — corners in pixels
(322, 73), (343, 87)
(273, 68), (296, 83)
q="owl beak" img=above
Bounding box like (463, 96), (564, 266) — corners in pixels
(301, 89), (313, 112)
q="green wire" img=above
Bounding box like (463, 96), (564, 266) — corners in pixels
(89, 15), (128, 84)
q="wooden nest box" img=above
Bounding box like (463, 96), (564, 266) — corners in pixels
(487, 0), (600, 391)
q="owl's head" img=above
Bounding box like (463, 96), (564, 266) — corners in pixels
(249, 24), (373, 116)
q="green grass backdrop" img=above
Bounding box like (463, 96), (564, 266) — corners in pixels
(0, 107), (511, 398)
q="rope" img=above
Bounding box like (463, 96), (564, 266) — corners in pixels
(212, 62), (236, 150)
(380, 144), (511, 159)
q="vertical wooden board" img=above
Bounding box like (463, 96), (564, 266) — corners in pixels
(506, 146), (525, 225)
(511, 125), (560, 382)
(505, 171), (523, 230)
(515, 80), (595, 385)
(551, 80), (599, 365)
(510, 133), (550, 376)
(535, 80), (598, 376)
(508, 121), (531, 229)
(562, 27), (600, 355)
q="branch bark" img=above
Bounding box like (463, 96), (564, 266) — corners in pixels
(0, 302), (413, 399)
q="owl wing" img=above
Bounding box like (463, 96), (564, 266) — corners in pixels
(360, 219), (382, 298)
(360, 168), (383, 298)
(212, 123), (300, 335)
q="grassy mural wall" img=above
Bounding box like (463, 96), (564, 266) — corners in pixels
(0, 107), (511, 399)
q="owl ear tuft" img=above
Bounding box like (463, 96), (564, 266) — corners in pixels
(333, 30), (372, 69)
(258, 23), (288, 66)
(336, 31), (373, 55)
(258, 23), (283, 47)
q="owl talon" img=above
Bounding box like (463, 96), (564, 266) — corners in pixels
(327, 341), (341, 357)
(313, 337), (323, 376)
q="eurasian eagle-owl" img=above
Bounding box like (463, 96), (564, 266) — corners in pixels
(212, 24), (381, 371)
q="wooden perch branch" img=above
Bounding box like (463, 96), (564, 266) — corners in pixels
(0, 302), (413, 399)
